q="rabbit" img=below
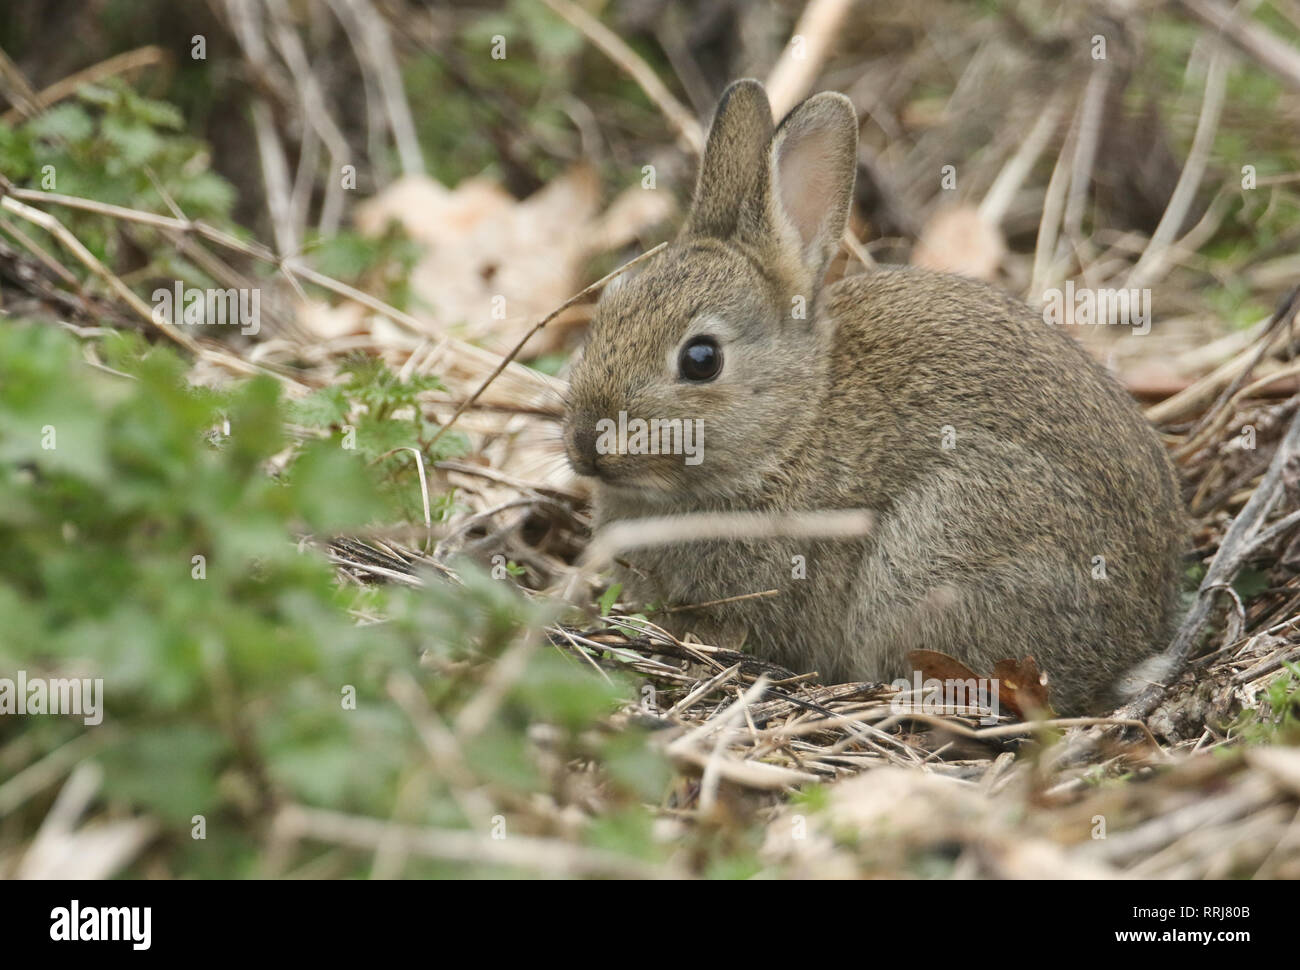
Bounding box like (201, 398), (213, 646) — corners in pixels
(562, 79), (1186, 715)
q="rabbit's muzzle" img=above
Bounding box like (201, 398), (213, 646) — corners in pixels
(565, 418), (601, 478)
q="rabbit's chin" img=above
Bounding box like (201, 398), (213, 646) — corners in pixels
(595, 472), (751, 513)
(594, 476), (686, 504)
(583, 458), (700, 499)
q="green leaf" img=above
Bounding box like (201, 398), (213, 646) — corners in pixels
(100, 725), (229, 823)
(511, 650), (626, 731)
(288, 439), (382, 530)
(1233, 568), (1270, 602)
(597, 582), (622, 617)
(27, 104), (93, 142)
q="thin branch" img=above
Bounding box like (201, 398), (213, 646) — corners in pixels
(539, 0), (704, 155)
(272, 803), (666, 878)
(1180, 0), (1300, 90)
(1118, 397), (1300, 720)
(0, 46), (167, 124)
(0, 194), (201, 354)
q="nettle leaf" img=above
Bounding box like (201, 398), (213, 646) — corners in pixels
(600, 731), (672, 802)
(288, 386), (350, 428)
(0, 582), (45, 657)
(0, 324), (117, 483)
(1233, 568), (1271, 602)
(100, 724), (229, 823)
(0, 121), (37, 177)
(311, 231), (384, 280)
(288, 439), (382, 530)
(339, 353), (443, 409)
(463, 725), (541, 792)
(170, 170), (236, 218)
(0, 313), (646, 875)
(102, 115), (164, 165)
(511, 649), (628, 731)
(223, 375), (286, 473)
(586, 808), (660, 861)
(360, 416), (421, 458)
(262, 695), (409, 810)
(27, 103), (94, 142)
(125, 92), (184, 130)
(426, 424), (469, 461)
(74, 82), (120, 108)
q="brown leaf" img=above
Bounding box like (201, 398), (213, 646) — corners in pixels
(991, 656), (1056, 719)
(906, 649), (982, 684)
(345, 166), (673, 355)
(905, 650), (1056, 720)
(911, 204), (1005, 281)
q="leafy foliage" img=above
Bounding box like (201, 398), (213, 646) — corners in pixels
(0, 323), (664, 877)
(288, 352), (467, 523)
(1230, 664), (1300, 745)
(0, 80), (237, 285)
(305, 225), (424, 311)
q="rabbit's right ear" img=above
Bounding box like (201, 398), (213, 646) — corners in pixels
(742, 92), (858, 294)
(682, 79), (774, 239)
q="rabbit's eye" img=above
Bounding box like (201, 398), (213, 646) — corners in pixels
(679, 337), (722, 382)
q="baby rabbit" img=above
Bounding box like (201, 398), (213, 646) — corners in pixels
(563, 79), (1185, 715)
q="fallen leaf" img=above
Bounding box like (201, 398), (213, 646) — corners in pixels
(991, 656), (1056, 719)
(906, 649), (1056, 720)
(912, 204), (1005, 280)
(907, 648), (982, 684)
(343, 166), (674, 355)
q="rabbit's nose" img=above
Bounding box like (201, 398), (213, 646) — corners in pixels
(567, 421), (600, 477)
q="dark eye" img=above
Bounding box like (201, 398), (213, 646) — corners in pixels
(678, 337), (722, 382)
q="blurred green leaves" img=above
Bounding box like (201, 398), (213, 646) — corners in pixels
(0, 323), (663, 877)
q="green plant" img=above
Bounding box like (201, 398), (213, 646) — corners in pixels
(0, 80), (237, 285)
(0, 323), (662, 877)
(1229, 663), (1300, 745)
(289, 352), (468, 523)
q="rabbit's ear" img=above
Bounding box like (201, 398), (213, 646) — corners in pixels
(746, 92), (858, 291)
(682, 79), (774, 239)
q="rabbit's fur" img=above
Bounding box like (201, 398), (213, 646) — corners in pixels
(563, 79), (1185, 714)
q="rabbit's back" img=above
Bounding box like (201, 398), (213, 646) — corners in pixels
(806, 267), (1185, 711)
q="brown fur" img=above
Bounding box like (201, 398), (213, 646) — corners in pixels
(563, 80), (1185, 714)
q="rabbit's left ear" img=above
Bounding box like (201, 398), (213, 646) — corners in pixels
(683, 79), (775, 240)
(743, 92), (858, 292)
